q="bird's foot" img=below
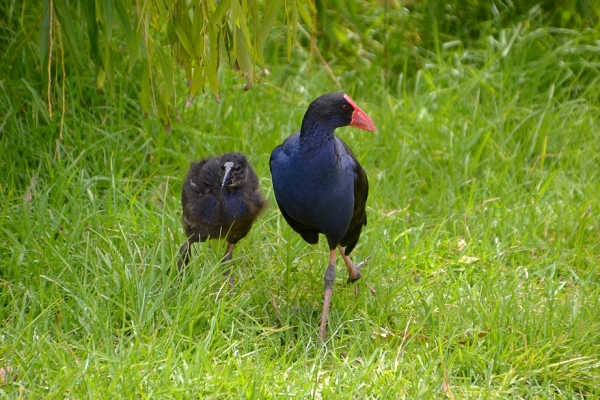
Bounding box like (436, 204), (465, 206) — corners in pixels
(177, 241), (191, 271)
(223, 269), (235, 291)
(343, 256), (372, 297)
(346, 256), (370, 285)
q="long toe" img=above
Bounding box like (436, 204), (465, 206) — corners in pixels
(354, 257), (376, 295)
(355, 256), (370, 270)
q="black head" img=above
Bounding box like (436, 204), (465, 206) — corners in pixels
(219, 152), (250, 189)
(301, 92), (376, 133)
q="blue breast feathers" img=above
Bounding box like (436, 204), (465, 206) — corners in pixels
(223, 192), (248, 220)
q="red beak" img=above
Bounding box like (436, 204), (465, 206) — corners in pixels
(344, 94), (377, 132)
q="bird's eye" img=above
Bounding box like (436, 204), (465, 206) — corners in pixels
(342, 104), (349, 111)
(234, 165), (242, 171)
(221, 165), (225, 170)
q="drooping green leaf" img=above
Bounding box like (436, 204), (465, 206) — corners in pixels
(104, 0), (115, 39)
(289, 0), (297, 47)
(114, 0), (134, 40)
(96, 66), (106, 90)
(206, 28), (221, 101)
(234, 26), (253, 90)
(249, 0), (260, 61)
(193, 34), (206, 62)
(231, 0), (253, 51)
(82, 0), (101, 67)
(153, 0), (169, 23)
(178, 0), (194, 60)
(141, 62), (150, 114)
(184, 58), (192, 83)
(53, 0), (82, 67)
(187, 60), (205, 105)
(209, 0), (231, 28)
(154, 41), (175, 99)
(259, 0), (282, 44)
(286, 0), (298, 61)
(155, 92), (170, 128)
(40, 0), (51, 87)
(191, 2), (206, 60)
(173, 20), (195, 57)
(297, 0), (315, 31)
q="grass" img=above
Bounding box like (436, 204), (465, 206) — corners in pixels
(2, 17), (600, 398)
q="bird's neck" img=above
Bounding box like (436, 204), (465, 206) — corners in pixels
(299, 120), (336, 148)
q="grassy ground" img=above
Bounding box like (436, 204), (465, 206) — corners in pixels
(2, 20), (600, 398)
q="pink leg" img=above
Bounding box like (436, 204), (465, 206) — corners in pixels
(223, 243), (235, 288)
(319, 249), (337, 342)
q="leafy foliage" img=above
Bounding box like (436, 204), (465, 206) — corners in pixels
(6, 0), (311, 131)
(5, 0), (599, 132)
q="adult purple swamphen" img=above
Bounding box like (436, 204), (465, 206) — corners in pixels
(179, 152), (266, 286)
(270, 92), (376, 341)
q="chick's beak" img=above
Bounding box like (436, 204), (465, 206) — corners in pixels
(221, 162), (234, 188)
